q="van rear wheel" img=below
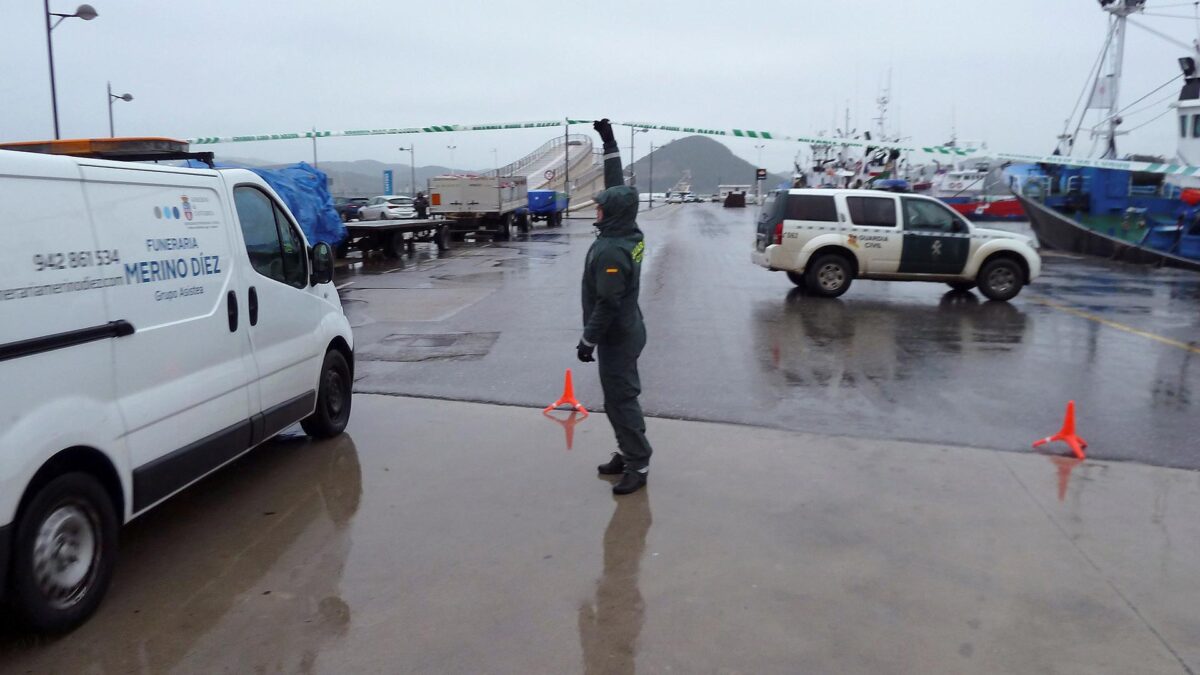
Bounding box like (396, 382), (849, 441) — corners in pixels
(10, 472), (118, 633)
(302, 350), (352, 438)
(805, 254), (853, 298)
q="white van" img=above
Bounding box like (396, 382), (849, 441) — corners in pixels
(0, 139), (354, 632)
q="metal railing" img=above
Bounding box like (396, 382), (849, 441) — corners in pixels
(487, 133), (591, 178)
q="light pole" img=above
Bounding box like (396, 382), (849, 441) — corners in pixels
(446, 145), (457, 171)
(398, 145), (416, 194)
(629, 127), (649, 188)
(45, 2), (98, 139)
(491, 148), (498, 172)
(647, 142), (655, 210)
(755, 143), (766, 205)
(106, 81), (132, 138)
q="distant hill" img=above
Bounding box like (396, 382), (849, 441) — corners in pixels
(628, 135), (790, 194)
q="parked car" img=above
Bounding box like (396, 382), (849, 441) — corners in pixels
(667, 193), (684, 204)
(0, 139), (354, 632)
(751, 188), (1041, 301)
(333, 196), (369, 222)
(684, 193), (703, 203)
(359, 195), (416, 220)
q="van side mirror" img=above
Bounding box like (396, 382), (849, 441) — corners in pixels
(310, 242), (334, 286)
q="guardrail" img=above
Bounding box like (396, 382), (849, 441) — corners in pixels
(488, 134), (591, 179)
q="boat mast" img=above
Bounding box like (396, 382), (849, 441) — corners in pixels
(1100, 0), (1146, 157)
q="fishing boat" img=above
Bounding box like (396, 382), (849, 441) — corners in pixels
(1014, 0), (1200, 270)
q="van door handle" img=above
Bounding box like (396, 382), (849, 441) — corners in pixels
(248, 286), (259, 326)
(227, 290), (238, 332)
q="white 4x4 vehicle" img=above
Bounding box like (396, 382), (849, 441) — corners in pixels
(752, 189), (1041, 301)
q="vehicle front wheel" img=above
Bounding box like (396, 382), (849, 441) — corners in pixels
(302, 349), (352, 438)
(947, 281), (976, 293)
(805, 253), (853, 298)
(978, 258), (1023, 301)
(786, 271), (807, 288)
(10, 472), (118, 633)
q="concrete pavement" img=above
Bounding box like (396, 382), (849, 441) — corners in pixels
(3, 394), (1196, 674)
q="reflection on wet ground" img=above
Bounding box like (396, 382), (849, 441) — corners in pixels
(579, 491), (651, 675)
(5, 395), (1197, 673)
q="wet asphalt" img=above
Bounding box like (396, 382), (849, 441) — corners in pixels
(344, 203), (1200, 471)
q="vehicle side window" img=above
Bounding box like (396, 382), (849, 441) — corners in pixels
(1194, 114), (1200, 139)
(846, 196), (897, 227)
(785, 195), (838, 222)
(234, 186), (308, 288)
(902, 198), (964, 233)
(234, 187), (285, 281)
(274, 205), (308, 289)
(1182, 115), (1189, 139)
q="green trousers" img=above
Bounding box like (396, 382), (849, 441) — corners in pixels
(596, 325), (653, 471)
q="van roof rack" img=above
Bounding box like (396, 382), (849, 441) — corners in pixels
(0, 137), (215, 168)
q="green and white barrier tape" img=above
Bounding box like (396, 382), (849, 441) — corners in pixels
(997, 152), (1200, 177)
(185, 118), (1197, 177)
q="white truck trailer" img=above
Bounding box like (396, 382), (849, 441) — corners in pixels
(429, 175), (528, 241)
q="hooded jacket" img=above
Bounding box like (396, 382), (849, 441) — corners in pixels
(581, 142), (645, 346)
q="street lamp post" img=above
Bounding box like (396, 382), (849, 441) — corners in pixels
(647, 142), (655, 210)
(755, 143), (766, 205)
(629, 127), (648, 188)
(44, 2), (98, 139)
(398, 146), (416, 194)
(447, 145), (457, 171)
(106, 81), (132, 137)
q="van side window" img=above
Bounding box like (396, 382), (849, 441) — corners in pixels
(846, 196), (897, 227)
(902, 197), (964, 233)
(273, 205), (308, 288)
(234, 187), (307, 288)
(784, 195), (838, 222)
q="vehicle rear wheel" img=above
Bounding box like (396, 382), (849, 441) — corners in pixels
(947, 281), (976, 293)
(978, 258), (1023, 301)
(495, 214), (512, 241)
(805, 253), (853, 298)
(302, 349), (352, 438)
(517, 214), (531, 233)
(10, 472), (118, 633)
(385, 232), (406, 259)
(435, 225), (450, 252)
(786, 271), (807, 288)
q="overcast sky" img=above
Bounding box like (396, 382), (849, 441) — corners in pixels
(1, 1), (1194, 173)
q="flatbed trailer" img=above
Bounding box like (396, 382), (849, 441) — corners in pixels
(338, 218), (451, 259)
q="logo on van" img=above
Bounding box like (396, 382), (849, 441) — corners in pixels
(153, 196), (192, 221)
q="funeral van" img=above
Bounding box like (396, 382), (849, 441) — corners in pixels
(0, 139), (354, 632)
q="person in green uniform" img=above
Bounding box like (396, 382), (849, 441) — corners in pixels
(577, 118), (653, 495)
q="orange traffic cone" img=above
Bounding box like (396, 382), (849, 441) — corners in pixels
(544, 369), (588, 416)
(1032, 400), (1087, 460)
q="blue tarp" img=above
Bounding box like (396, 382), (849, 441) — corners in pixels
(249, 163), (346, 245)
(184, 160), (346, 245)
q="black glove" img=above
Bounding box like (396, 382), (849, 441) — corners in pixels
(592, 118), (616, 146)
(576, 340), (595, 363)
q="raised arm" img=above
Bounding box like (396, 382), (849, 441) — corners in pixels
(593, 119), (624, 189)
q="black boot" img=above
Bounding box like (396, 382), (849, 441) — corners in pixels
(597, 453), (626, 476)
(612, 469), (647, 495)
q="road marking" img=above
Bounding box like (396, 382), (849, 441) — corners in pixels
(336, 281), (356, 290)
(1031, 296), (1200, 355)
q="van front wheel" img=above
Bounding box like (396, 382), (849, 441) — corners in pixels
(11, 472), (118, 633)
(302, 350), (352, 438)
